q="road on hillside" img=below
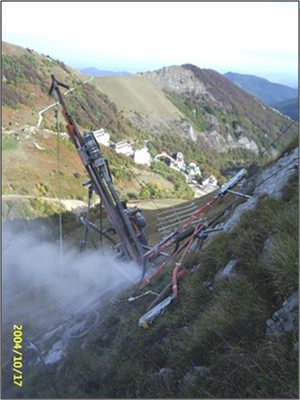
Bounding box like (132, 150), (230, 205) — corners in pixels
(2, 194), (95, 214)
(154, 153), (189, 183)
(37, 76), (94, 128)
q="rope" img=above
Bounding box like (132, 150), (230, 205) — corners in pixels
(248, 117), (298, 174)
(130, 169), (181, 231)
(54, 93), (64, 316)
(254, 156), (298, 190)
(68, 87), (98, 126)
(172, 222), (204, 299)
(27, 343), (61, 397)
(64, 309), (100, 339)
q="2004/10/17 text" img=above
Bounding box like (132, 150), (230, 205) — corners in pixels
(13, 325), (23, 387)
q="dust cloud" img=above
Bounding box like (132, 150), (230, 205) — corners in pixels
(2, 224), (142, 332)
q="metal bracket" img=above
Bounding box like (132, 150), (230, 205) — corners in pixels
(217, 168), (248, 197)
(138, 294), (174, 328)
(128, 290), (159, 302)
(226, 189), (252, 199)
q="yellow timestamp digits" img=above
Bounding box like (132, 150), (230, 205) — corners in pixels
(12, 325), (23, 387)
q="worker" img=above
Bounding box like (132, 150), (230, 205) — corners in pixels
(121, 200), (148, 246)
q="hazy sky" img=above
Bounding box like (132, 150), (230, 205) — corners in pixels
(2, 2), (298, 85)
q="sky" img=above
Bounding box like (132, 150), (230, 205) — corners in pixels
(2, 2), (298, 86)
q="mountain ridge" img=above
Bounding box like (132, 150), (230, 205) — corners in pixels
(223, 71), (298, 106)
(270, 96), (298, 120)
(79, 67), (132, 76)
(93, 64), (296, 161)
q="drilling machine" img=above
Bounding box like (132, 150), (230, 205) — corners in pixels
(48, 75), (146, 267)
(49, 75), (250, 326)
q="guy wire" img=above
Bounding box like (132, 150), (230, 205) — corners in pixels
(130, 170), (182, 233)
(54, 92), (64, 316)
(248, 117), (298, 175)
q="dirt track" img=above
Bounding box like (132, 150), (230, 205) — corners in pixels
(2, 194), (90, 214)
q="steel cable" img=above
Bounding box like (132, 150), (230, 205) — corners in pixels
(54, 93), (64, 317)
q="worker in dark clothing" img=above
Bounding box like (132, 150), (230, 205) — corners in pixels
(121, 200), (148, 246)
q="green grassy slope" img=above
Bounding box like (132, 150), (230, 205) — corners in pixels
(94, 74), (183, 119)
(2, 130), (191, 219)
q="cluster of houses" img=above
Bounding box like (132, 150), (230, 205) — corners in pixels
(93, 128), (217, 188)
(93, 129), (110, 147)
(155, 152), (201, 177)
(93, 129), (151, 165)
(158, 152), (216, 188)
(202, 175), (218, 186)
(159, 151), (185, 170)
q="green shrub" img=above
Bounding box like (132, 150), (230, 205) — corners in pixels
(128, 192), (138, 200)
(2, 139), (18, 151)
(36, 183), (46, 195)
(50, 191), (58, 198)
(21, 187), (30, 195)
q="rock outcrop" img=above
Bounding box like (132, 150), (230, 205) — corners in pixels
(222, 147), (298, 232)
(266, 291), (298, 339)
(139, 66), (209, 98)
(138, 66), (267, 155)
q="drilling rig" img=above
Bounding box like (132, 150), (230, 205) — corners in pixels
(49, 75), (150, 267)
(49, 74), (249, 326)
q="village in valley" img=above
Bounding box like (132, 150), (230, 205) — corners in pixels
(93, 128), (219, 198)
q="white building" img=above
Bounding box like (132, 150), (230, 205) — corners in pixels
(189, 162), (201, 176)
(115, 140), (133, 156)
(202, 175), (218, 186)
(175, 152), (184, 169)
(134, 148), (151, 165)
(169, 152), (185, 170)
(93, 128), (110, 147)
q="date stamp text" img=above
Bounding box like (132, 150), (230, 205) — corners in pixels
(12, 325), (23, 387)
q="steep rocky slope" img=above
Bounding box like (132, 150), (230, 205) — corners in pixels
(2, 143), (298, 399)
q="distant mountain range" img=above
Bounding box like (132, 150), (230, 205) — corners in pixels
(79, 67), (131, 77)
(223, 72), (298, 106)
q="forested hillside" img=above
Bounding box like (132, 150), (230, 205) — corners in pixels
(270, 97), (299, 120)
(223, 71), (298, 105)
